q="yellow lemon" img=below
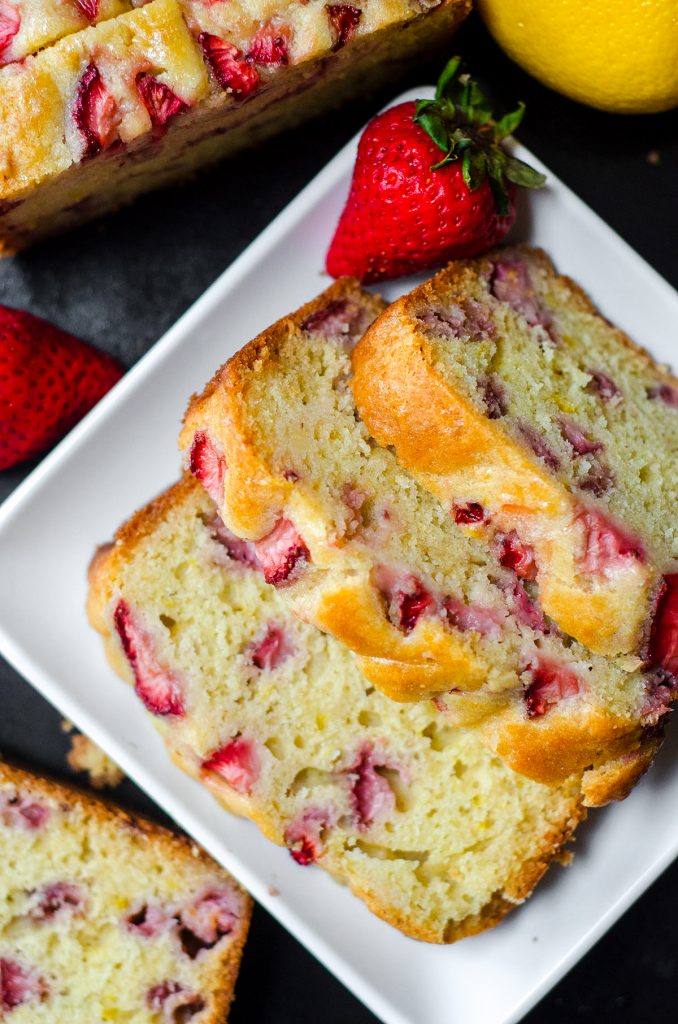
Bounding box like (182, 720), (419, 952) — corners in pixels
(476, 0), (678, 114)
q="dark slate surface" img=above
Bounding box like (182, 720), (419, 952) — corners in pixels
(1, 12), (677, 1023)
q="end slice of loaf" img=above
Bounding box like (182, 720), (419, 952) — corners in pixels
(0, 0), (470, 252)
(353, 245), (678, 669)
(0, 760), (250, 1022)
(87, 474), (587, 944)
(178, 278), (664, 799)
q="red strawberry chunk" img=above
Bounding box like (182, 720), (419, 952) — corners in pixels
(649, 574), (678, 677)
(0, 790), (50, 830)
(188, 430), (226, 505)
(247, 22), (290, 65)
(147, 982), (205, 1022)
(136, 73), (188, 127)
(496, 531), (538, 580)
(72, 63), (119, 159)
(453, 502), (485, 524)
(577, 508), (644, 576)
(179, 888), (239, 958)
(249, 623), (294, 670)
(647, 382), (678, 408)
(198, 33), (259, 98)
(202, 737), (259, 794)
(325, 4), (361, 50)
(0, 1), (20, 58)
(285, 807), (335, 865)
(444, 595), (504, 637)
(518, 423), (560, 471)
(345, 744), (398, 829)
(524, 658), (582, 718)
(125, 902), (169, 938)
(0, 305), (122, 471)
(254, 518), (310, 586)
(300, 298), (372, 345)
(640, 668), (677, 726)
(0, 958), (48, 1011)
(374, 565), (434, 633)
(587, 370), (622, 405)
(208, 513), (259, 570)
(30, 882), (83, 921)
(74, 0), (98, 20)
(558, 416), (602, 456)
(509, 580), (547, 633)
(479, 373), (507, 419)
(113, 601), (185, 717)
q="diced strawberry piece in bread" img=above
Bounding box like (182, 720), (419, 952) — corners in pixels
(72, 63), (119, 159)
(524, 658), (582, 718)
(136, 74), (188, 127)
(113, 601), (185, 716)
(254, 518), (310, 586)
(188, 431), (226, 505)
(202, 737), (259, 794)
(198, 34), (259, 98)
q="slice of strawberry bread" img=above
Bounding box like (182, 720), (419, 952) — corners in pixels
(178, 278), (665, 800)
(0, 0), (470, 252)
(87, 475), (587, 943)
(352, 245), (678, 668)
(0, 760), (250, 1022)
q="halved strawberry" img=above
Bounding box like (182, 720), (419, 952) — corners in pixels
(325, 4), (361, 50)
(113, 601), (185, 717)
(0, 958), (48, 1011)
(247, 22), (290, 65)
(74, 0), (98, 20)
(254, 518), (310, 586)
(188, 431), (226, 505)
(649, 574), (678, 677)
(136, 73), (188, 127)
(198, 33), (259, 98)
(249, 623), (294, 670)
(72, 63), (119, 159)
(0, 1), (20, 58)
(524, 658), (582, 718)
(202, 737), (259, 794)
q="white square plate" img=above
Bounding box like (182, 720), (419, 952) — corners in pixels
(1, 88), (678, 1024)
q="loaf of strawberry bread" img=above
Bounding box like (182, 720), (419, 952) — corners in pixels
(88, 475), (586, 943)
(352, 245), (678, 667)
(0, 760), (250, 1022)
(178, 278), (665, 802)
(0, 0), (470, 252)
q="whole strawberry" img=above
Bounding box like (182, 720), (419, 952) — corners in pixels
(326, 57), (546, 283)
(0, 305), (123, 470)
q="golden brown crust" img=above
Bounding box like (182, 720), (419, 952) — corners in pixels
(0, 760), (251, 1023)
(351, 245), (654, 658)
